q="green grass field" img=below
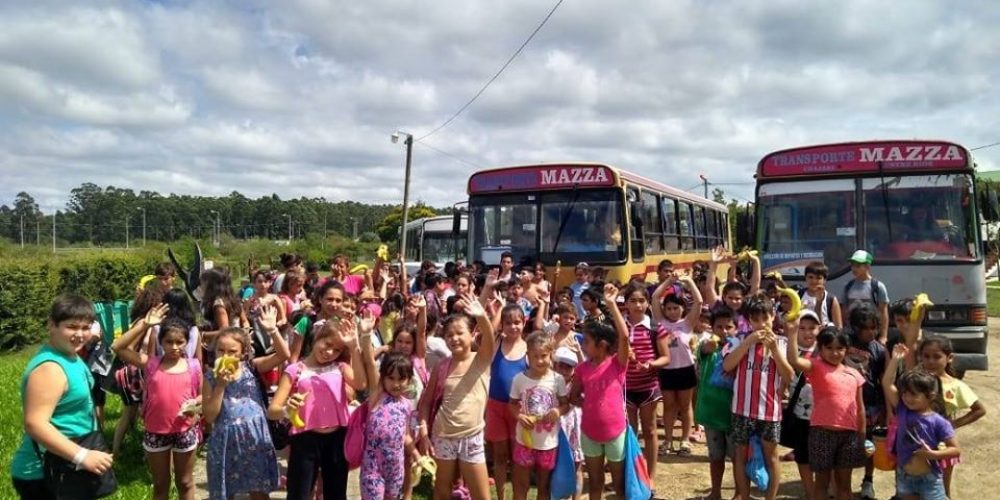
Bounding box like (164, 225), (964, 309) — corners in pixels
(989, 286), (1000, 318)
(0, 347), (152, 500)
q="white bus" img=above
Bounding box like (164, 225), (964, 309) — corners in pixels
(402, 215), (468, 274)
(754, 140), (990, 375)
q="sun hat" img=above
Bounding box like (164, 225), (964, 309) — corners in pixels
(554, 346), (579, 367)
(848, 250), (874, 265)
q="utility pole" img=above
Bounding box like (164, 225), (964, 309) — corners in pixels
(699, 174), (709, 199)
(125, 214), (130, 249)
(138, 207), (146, 247)
(36, 217), (40, 246)
(352, 217), (359, 240)
(322, 210), (328, 249)
(52, 212), (56, 253)
(19, 214), (24, 248)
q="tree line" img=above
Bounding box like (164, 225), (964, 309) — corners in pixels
(0, 184), (447, 246)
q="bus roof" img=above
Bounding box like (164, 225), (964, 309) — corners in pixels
(757, 139), (972, 179)
(467, 162), (726, 210)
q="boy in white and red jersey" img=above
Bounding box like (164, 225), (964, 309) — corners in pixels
(721, 293), (795, 500)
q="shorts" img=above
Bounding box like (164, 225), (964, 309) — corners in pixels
(706, 429), (735, 462)
(786, 418), (811, 466)
(896, 468), (947, 500)
(12, 478), (55, 500)
(807, 427), (867, 472)
(484, 398), (517, 442)
(658, 365), (698, 391)
(91, 373), (107, 407)
(512, 442), (557, 470)
(730, 414), (780, 446)
(625, 387), (662, 409)
(432, 431), (486, 463)
(143, 426), (200, 453)
(581, 429), (626, 462)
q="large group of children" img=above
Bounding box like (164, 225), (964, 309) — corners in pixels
(12, 246), (988, 500)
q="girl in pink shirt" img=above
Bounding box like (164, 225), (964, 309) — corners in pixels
(267, 315), (367, 500)
(569, 284), (631, 500)
(786, 325), (866, 500)
(111, 305), (202, 500)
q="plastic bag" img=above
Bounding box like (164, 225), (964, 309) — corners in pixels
(551, 429), (577, 499)
(746, 434), (769, 491)
(623, 425), (652, 500)
(343, 403), (368, 469)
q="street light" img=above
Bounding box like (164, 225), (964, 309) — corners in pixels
(391, 130), (414, 261)
(137, 207), (146, 247)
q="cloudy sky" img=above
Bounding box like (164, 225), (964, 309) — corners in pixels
(2, 0), (999, 212)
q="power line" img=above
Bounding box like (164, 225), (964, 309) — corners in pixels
(416, 141), (485, 169)
(415, 0), (564, 142)
(972, 141), (1000, 151)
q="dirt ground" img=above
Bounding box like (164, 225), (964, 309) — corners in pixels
(197, 319), (1000, 499)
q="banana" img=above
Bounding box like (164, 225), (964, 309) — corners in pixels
(212, 355), (239, 378)
(289, 392), (309, 428)
(411, 454), (438, 484)
(376, 244), (390, 261)
(910, 293), (934, 322)
(737, 248), (759, 261)
(778, 286), (802, 322)
(520, 416), (537, 449)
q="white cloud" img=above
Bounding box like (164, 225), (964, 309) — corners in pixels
(0, 0), (998, 214)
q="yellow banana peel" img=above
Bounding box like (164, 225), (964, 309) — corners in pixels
(778, 287), (802, 322)
(212, 355), (239, 378)
(289, 392), (309, 428)
(910, 293), (933, 322)
(520, 416), (537, 448)
(410, 454), (437, 484)
(737, 248), (759, 261)
(376, 244), (390, 262)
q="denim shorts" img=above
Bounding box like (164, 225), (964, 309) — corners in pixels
(896, 468), (947, 500)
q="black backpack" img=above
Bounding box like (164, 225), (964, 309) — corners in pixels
(843, 278), (883, 306)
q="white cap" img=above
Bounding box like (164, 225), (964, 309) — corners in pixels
(798, 309), (821, 323)
(554, 346), (578, 367)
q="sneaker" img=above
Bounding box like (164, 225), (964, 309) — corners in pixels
(860, 480), (876, 499)
(676, 442), (692, 456)
(658, 441), (673, 457)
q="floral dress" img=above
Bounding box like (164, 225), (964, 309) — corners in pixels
(361, 393), (412, 499)
(206, 361), (279, 500)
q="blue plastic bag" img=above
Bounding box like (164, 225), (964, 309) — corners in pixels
(746, 434), (769, 491)
(623, 425), (652, 500)
(550, 429), (577, 499)
(708, 348), (734, 389)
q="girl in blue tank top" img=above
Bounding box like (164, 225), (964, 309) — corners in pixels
(484, 303), (527, 500)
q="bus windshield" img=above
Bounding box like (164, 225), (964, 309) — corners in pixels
(759, 179), (857, 272)
(758, 174), (978, 274)
(469, 189), (625, 265)
(422, 231), (464, 263)
(862, 174), (977, 261)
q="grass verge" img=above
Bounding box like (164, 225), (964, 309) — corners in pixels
(0, 347), (151, 499)
(989, 287), (1000, 318)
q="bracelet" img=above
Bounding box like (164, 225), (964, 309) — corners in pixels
(72, 447), (89, 470)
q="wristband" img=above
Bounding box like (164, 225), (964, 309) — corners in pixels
(72, 448), (89, 470)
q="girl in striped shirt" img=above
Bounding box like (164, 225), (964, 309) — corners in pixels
(621, 284), (670, 478)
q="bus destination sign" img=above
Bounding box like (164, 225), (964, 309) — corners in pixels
(468, 165), (616, 193)
(760, 141), (968, 177)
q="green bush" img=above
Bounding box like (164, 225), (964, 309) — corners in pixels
(0, 250), (161, 350)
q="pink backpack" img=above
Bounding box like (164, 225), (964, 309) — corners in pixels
(344, 402), (369, 470)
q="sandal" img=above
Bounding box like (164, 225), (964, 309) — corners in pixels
(658, 441), (673, 457)
(676, 442), (692, 456)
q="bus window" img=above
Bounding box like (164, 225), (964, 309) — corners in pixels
(538, 190), (625, 262)
(862, 175), (977, 261)
(641, 191), (663, 253)
(706, 209), (719, 247)
(678, 201), (694, 250)
(662, 197), (680, 251)
(693, 205), (707, 249)
(470, 198), (537, 265)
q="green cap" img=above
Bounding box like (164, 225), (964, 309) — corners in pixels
(848, 250), (874, 265)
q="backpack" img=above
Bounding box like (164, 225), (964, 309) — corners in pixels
(344, 402), (369, 470)
(289, 310), (316, 357)
(843, 278), (882, 306)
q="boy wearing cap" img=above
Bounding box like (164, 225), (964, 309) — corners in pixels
(553, 346), (584, 498)
(842, 250), (890, 344)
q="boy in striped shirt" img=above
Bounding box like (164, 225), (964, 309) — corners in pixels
(722, 294), (795, 500)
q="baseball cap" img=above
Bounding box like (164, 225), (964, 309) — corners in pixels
(848, 250), (874, 265)
(798, 309), (820, 323)
(575, 262), (590, 270)
(554, 347), (579, 367)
